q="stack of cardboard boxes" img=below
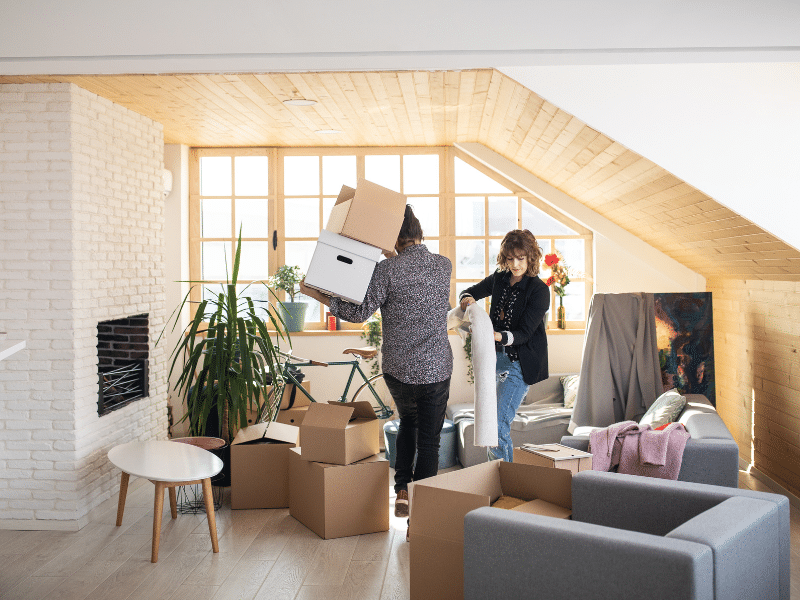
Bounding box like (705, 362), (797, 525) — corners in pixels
(289, 401), (390, 539)
(304, 179), (407, 305)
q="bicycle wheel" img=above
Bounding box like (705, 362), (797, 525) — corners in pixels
(353, 373), (396, 450)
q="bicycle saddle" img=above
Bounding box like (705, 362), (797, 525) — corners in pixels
(343, 346), (377, 359)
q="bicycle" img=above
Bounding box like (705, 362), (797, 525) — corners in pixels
(254, 346), (395, 426)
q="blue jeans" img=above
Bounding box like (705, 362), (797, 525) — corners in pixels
(489, 352), (530, 462)
(384, 373), (451, 493)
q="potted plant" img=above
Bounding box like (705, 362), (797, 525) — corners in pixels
(158, 230), (290, 484)
(269, 265), (308, 332)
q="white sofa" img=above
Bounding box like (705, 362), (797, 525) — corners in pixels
(445, 373), (577, 467)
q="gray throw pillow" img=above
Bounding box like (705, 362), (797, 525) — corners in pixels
(560, 374), (580, 409)
(639, 389), (687, 428)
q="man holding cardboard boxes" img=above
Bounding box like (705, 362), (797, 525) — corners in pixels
(301, 203), (453, 519)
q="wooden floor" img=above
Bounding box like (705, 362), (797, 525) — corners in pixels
(0, 469), (798, 600)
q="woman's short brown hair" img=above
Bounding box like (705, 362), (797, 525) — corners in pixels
(496, 229), (542, 277)
(397, 204), (424, 245)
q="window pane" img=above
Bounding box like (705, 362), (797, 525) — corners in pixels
(295, 292), (322, 323)
(488, 239), (501, 272)
(285, 198), (320, 237)
(236, 283), (273, 320)
(488, 196), (517, 236)
(365, 155), (400, 192)
(322, 155), (357, 195)
(201, 199), (231, 238)
(235, 199), (269, 238)
(285, 241), (316, 273)
(425, 240), (439, 255)
(562, 282), (586, 321)
(456, 240), (486, 279)
(202, 283), (227, 304)
(410, 197), (439, 237)
(200, 156), (232, 196)
(455, 197), (485, 236)
(284, 156), (320, 195)
(537, 239), (552, 274)
(454, 157), (510, 194)
(237, 242), (270, 281)
(555, 239), (585, 275)
(234, 156), (269, 196)
(403, 155), (439, 194)
(521, 200), (576, 235)
(202, 241), (232, 281)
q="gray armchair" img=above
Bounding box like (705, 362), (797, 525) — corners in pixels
(464, 470), (789, 600)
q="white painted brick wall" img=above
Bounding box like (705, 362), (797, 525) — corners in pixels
(0, 83), (168, 528)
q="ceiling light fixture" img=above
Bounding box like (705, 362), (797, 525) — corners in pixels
(315, 129), (342, 134)
(283, 98), (317, 107)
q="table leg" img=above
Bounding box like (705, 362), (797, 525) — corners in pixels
(115, 472), (130, 527)
(152, 481), (165, 563)
(201, 478), (219, 554)
(168, 487), (177, 519)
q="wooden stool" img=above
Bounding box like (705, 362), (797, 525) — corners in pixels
(108, 440), (223, 562)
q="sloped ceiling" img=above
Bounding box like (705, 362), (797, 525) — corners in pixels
(3, 69), (799, 280)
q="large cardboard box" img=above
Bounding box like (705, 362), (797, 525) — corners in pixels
(246, 380), (312, 425)
(408, 460), (573, 600)
(513, 443), (593, 474)
(275, 405), (308, 426)
(303, 230), (382, 305)
(288, 447), (389, 539)
(230, 421), (299, 510)
(325, 179), (407, 253)
(299, 401), (380, 465)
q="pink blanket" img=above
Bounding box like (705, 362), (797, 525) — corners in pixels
(589, 422), (690, 480)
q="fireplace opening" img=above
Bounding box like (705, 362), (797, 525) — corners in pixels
(97, 314), (149, 416)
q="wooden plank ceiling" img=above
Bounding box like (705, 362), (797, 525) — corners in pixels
(2, 70), (798, 280)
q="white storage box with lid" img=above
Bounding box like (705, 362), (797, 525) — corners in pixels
(304, 229), (383, 305)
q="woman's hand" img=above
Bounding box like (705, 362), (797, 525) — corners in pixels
(460, 296), (476, 311)
(493, 331), (502, 343)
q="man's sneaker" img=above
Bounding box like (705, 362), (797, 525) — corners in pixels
(394, 489), (409, 518)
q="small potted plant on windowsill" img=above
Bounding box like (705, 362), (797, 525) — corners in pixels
(269, 265), (308, 332)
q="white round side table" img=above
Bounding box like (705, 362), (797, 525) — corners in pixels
(108, 440), (223, 563)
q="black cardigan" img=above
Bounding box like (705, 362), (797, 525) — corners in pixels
(461, 271), (550, 386)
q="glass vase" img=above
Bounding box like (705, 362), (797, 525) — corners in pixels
(557, 296), (566, 330)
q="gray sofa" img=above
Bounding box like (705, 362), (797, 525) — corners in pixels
(464, 470), (790, 600)
(560, 393), (740, 488)
(446, 373), (577, 467)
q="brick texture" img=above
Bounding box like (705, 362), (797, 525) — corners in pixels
(0, 83), (167, 526)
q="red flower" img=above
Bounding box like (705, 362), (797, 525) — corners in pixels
(544, 253), (559, 267)
(546, 275), (555, 286)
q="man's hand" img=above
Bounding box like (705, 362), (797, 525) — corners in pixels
(460, 296), (476, 311)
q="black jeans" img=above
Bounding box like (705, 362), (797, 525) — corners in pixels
(384, 373), (451, 493)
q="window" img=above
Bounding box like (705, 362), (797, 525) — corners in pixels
(190, 147), (592, 330)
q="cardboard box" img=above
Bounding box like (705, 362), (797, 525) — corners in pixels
(230, 421), (299, 510)
(299, 401), (380, 465)
(325, 179), (407, 253)
(246, 380), (312, 425)
(304, 230), (382, 305)
(513, 443), (593, 474)
(408, 460), (573, 600)
(288, 447), (389, 539)
(275, 405), (309, 426)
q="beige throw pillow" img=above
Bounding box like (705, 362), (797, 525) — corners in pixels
(639, 389), (687, 429)
(560, 374), (580, 409)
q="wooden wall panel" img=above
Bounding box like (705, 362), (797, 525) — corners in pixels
(708, 277), (800, 497)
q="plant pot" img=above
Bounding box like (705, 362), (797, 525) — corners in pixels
(279, 302), (308, 332)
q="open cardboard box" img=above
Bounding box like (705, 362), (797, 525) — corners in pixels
(298, 401), (380, 465)
(288, 447), (389, 539)
(513, 443), (593, 474)
(229, 420), (298, 510)
(303, 229), (383, 305)
(325, 179), (407, 253)
(275, 405), (308, 426)
(408, 460), (573, 600)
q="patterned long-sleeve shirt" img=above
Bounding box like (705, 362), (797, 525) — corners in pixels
(329, 244), (453, 385)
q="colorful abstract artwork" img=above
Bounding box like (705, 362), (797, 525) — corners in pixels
(653, 292), (716, 406)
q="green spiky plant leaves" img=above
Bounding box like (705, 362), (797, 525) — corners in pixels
(159, 228), (290, 442)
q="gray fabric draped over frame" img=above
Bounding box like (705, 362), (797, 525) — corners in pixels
(567, 293), (663, 433)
